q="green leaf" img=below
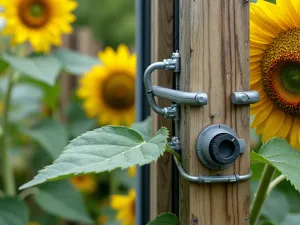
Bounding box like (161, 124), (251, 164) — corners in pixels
(262, 190), (290, 224)
(281, 213), (300, 225)
(0, 197), (29, 225)
(34, 180), (93, 224)
(131, 117), (151, 141)
(10, 84), (43, 122)
(67, 102), (96, 137)
(2, 52), (61, 85)
(20, 76), (61, 107)
(0, 58), (8, 74)
(147, 213), (179, 225)
(53, 48), (100, 75)
(20, 126), (169, 189)
(251, 138), (300, 192)
(260, 221), (275, 225)
(20, 120), (68, 159)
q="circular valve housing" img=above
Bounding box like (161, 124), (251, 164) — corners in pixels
(196, 124), (245, 170)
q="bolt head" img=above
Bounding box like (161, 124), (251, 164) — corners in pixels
(238, 93), (249, 103)
(195, 95), (206, 104)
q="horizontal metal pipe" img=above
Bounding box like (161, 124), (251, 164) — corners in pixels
(152, 85), (208, 105)
(174, 157), (252, 183)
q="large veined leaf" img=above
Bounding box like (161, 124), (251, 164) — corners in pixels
(20, 126), (168, 189)
(131, 117), (151, 141)
(53, 48), (100, 75)
(251, 138), (300, 192)
(0, 197), (29, 225)
(2, 52), (61, 85)
(35, 180), (92, 223)
(147, 213), (179, 225)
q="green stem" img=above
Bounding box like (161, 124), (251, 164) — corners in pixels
(19, 188), (39, 200)
(165, 147), (181, 162)
(250, 164), (276, 225)
(267, 174), (286, 196)
(0, 71), (17, 196)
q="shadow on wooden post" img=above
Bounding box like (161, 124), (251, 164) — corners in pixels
(150, 0), (174, 219)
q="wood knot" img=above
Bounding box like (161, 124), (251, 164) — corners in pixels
(191, 215), (198, 225)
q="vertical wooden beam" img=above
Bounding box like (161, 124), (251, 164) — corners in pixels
(179, 0), (250, 225)
(60, 28), (101, 122)
(150, 0), (174, 219)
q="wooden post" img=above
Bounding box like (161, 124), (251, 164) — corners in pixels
(179, 1), (250, 225)
(60, 28), (101, 122)
(150, 0), (174, 219)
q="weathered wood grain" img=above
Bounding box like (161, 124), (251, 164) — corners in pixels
(150, 0), (174, 219)
(179, 0), (250, 224)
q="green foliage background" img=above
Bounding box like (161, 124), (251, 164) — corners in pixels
(74, 0), (136, 49)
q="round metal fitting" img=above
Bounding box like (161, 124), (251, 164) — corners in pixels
(196, 124), (245, 170)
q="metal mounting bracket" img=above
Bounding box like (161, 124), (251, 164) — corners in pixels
(174, 156), (252, 183)
(144, 52), (208, 118)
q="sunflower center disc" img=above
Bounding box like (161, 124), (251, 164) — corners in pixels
(30, 3), (45, 18)
(281, 63), (300, 95)
(102, 74), (135, 110)
(19, 0), (50, 28)
(261, 29), (300, 116)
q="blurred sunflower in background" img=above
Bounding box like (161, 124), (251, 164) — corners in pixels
(0, 0), (77, 52)
(97, 215), (108, 225)
(250, 0), (300, 149)
(28, 222), (39, 225)
(128, 166), (136, 177)
(78, 44), (136, 126)
(111, 189), (136, 225)
(71, 175), (97, 194)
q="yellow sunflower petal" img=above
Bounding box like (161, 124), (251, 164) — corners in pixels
(251, 102), (273, 128)
(290, 118), (300, 148)
(261, 110), (285, 143)
(277, 114), (292, 139)
(277, 0), (300, 27)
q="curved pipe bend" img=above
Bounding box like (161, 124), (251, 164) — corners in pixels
(174, 156), (252, 183)
(144, 62), (167, 116)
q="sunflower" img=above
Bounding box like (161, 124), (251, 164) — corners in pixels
(0, 0), (77, 52)
(250, 0), (300, 149)
(77, 45), (136, 126)
(28, 222), (39, 225)
(128, 166), (136, 177)
(97, 215), (108, 225)
(110, 189), (136, 225)
(71, 175), (97, 194)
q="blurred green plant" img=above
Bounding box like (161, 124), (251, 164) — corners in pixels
(75, 0), (135, 48)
